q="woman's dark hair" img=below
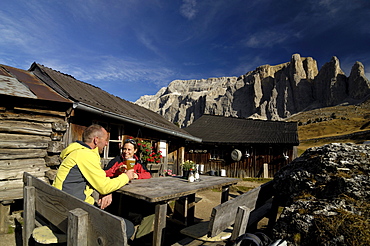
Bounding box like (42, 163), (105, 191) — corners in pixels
(124, 139), (138, 150)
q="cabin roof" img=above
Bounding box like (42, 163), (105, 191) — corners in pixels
(30, 63), (200, 142)
(0, 64), (71, 103)
(183, 114), (299, 145)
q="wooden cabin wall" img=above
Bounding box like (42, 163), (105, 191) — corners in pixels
(0, 106), (67, 203)
(184, 146), (293, 178)
(167, 145), (185, 176)
(67, 113), (185, 176)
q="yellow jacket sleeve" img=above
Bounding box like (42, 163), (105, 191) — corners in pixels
(76, 147), (129, 195)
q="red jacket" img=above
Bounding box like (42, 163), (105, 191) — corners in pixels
(104, 155), (151, 179)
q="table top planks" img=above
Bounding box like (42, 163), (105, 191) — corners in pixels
(116, 175), (239, 203)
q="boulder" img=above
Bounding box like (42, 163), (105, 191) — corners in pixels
(273, 143), (370, 245)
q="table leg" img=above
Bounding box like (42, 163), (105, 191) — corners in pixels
(152, 202), (167, 246)
(186, 194), (195, 226)
(173, 194), (195, 226)
(221, 185), (230, 203)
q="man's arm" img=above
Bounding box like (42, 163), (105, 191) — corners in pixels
(79, 149), (131, 195)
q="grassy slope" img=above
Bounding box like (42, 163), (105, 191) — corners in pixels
(285, 98), (370, 156)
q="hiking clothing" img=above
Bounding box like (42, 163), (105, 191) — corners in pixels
(53, 141), (130, 204)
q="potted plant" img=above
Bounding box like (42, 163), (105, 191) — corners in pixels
(181, 160), (195, 179)
(137, 139), (162, 164)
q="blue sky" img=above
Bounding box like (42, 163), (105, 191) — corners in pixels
(1, 0), (369, 102)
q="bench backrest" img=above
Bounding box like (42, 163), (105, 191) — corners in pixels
(208, 181), (275, 237)
(23, 172), (128, 246)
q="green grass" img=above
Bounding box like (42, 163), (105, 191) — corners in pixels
(7, 225), (14, 234)
(230, 186), (254, 193)
(211, 178), (272, 193)
(242, 178), (272, 183)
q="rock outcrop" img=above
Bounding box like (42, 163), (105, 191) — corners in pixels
(135, 54), (370, 127)
(273, 143), (370, 245)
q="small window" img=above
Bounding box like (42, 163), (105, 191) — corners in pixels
(106, 124), (123, 158)
(92, 121), (123, 159)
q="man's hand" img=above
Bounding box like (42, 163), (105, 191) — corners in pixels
(98, 193), (112, 210)
(125, 169), (136, 180)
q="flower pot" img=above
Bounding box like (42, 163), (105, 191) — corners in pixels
(183, 170), (190, 179)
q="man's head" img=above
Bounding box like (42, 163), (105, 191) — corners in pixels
(82, 124), (109, 154)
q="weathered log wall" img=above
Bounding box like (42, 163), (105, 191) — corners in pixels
(0, 108), (67, 202)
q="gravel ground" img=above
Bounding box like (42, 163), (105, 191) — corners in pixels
(194, 180), (262, 221)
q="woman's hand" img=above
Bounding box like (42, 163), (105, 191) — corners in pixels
(118, 164), (127, 172)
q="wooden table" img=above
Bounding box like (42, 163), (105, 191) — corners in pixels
(116, 175), (238, 246)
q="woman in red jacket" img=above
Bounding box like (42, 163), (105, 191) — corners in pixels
(104, 139), (151, 179)
(104, 139), (154, 240)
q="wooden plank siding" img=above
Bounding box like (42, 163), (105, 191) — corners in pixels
(185, 147), (293, 178)
(182, 115), (299, 178)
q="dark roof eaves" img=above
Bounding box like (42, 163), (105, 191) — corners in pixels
(74, 102), (202, 142)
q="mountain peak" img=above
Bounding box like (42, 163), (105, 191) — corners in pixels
(136, 54), (370, 127)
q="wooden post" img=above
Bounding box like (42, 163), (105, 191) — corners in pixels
(0, 202), (10, 234)
(68, 208), (88, 246)
(173, 194), (195, 226)
(23, 186), (36, 246)
(263, 163), (269, 178)
(231, 206), (251, 244)
(221, 185), (230, 203)
(179, 147), (185, 175)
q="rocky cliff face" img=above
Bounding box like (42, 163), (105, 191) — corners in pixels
(135, 54), (370, 127)
(273, 143), (370, 245)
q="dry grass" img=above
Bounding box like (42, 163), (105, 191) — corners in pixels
(314, 197), (370, 246)
(285, 99), (370, 156)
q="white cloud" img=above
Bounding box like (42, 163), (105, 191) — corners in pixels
(180, 0), (198, 20)
(245, 30), (290, 48)
(44, 55), (175, 88)
(136, 33), (164, 58)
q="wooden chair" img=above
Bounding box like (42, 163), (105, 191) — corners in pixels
(23, 172), (129, 246)
(176, 181), (279, 246)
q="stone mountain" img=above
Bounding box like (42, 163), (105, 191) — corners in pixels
(135, 54), (370, 127)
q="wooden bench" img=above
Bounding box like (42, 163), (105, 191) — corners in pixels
(176, 181), (279, 245)
(23, 172), (129, 246)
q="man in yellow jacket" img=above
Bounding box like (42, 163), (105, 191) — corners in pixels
(53, 124), (135, 238)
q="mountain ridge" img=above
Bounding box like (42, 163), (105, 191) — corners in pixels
(135, 54), (370, 128)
